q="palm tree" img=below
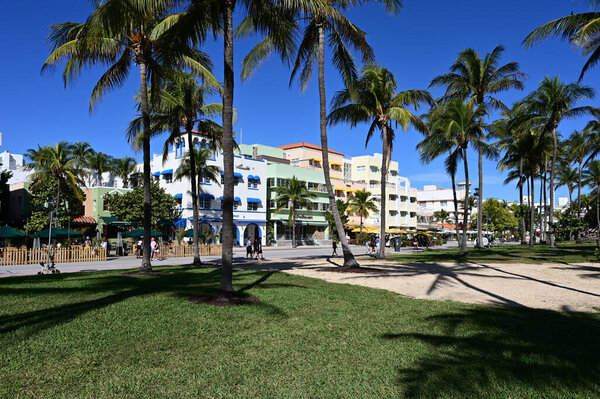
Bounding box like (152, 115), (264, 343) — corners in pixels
(524, 4), (600, 81)
(43, 1), (215, 272)
(240, 0), (400, 267)
(329, 65), (433, 258)
(433, 209), (451, 224)
(517, 76), (595, 247)
(112, 157), (138, 188)
(23, 142), (85, 222)
(87, 152), (114, 187)
(556, 165), (578, 206)
(72, 142), (95, 169)
(425, 99), (491, 253)
(430, 45), (526, 249)
(135, 71), (222, 266)
(566, 129), (591, 218)
(348, 189), (378, 235)
(274, 176), (317, 248)
(583, 160), (600, 246)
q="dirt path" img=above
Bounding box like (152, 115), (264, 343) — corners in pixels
(275, 258), (600, 313)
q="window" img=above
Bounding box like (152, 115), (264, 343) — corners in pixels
(440, 201), (448, 206)
(248, 202), (259, 211)
(389, 195), (397, 201)
(103, 201), (110, 211)
(356, 166), (366, 172)
(390, 170), (397, 177)
(277, 178), (288, 187)
(370, 166), (378, 173)
(164, 174), (173, 184)
(307, 182), (319, 191)
(267, 178), (275, 187)
(175, 141), (185, 158)
(200, 198), (211, 209)
(154, 175), (160, 182)
(93, 200), (97, 212)
(291, 158), (300, 167)
(221, 175), (224, 185)
(234, 200), (240, 210)
(248, 178), (259, 189)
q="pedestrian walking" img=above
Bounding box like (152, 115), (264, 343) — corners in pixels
(253, 239), (263, 260)
(331, 240), (338, 256)
(150, 237), (157, 261)
(246, 238), (253, 259)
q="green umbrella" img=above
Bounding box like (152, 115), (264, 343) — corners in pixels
(123, 229), (163, 238)
(0, 226), (27, 238)
(183, 229), (204, 238)
(31, 228), (71, 239)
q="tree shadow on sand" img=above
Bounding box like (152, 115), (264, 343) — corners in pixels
(381, 306), (600, 398)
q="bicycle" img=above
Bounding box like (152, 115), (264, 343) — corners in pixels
(38, 254), (60, 274)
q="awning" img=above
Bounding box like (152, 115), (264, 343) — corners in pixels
(172, 193), (183, 199)
(234, 196), (241, 202)
(247, 174), (255, 180)
(152, 172), (160, 177)
(199, 193), (214, 200)
(253, 175), (261, 180)
(234, 172), (243, 178)
(334, 187), (345, 191)
(161, 169), (173, 175)
(346, 189), (356, 192)
(174, 218), (187, 227)
(72, 216), (96, 224)
(247, 198), (262, 203)
(331, 162), (342, 166)
(101, 216), (131, 226)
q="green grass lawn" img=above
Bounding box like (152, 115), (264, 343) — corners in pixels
(388, 241), (598, 264)
(1, 267), (599, 398)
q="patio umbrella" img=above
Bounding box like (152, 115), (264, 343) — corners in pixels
(0, 226), (27, 238)
(33, 237), (40, 249)
(31, 228), (71, 239)
(123, 229), (163, 238)
(183, 229), (205, 238)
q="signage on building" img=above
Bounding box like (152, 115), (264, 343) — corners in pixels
(236, 164), (250, 170)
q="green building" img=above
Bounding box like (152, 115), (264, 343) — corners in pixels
(239, 144), (331, 245)
(83, 187), (132, 234)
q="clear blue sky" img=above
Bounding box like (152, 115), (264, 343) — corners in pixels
(1, 0), (598, 201)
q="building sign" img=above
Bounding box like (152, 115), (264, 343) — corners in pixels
(236, 164), (250, 170)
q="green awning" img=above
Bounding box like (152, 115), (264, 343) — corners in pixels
(123, 229), (163, 238)
(0, 226), (27, 239)
(101, 216), (131, 226)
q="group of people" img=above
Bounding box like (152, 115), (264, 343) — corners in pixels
(246, 238), (264, 260)
(366, 237), (381, 255)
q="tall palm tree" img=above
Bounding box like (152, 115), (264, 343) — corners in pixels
(23, 142), (85, 221)
(426, 99), (491, 253)
(43, 1), (215, 272)
(348, 189), (378, 235)
(112, 157), (138, 188)
(240, 0), (400, 267)
(566, 129), (591, 218)
(583, 160), (600, 246)
(524, 3), (600, 81)
(556, 165), (578, 206)
(517, 76), (595, 247)
(329, 65), (433, 258)
(169, 0), (301, 292)
(130, 71), (222, 266)
(72, 142), (95, 169)
(87, 152), (114, 187)
(274, 176), (317, 248)
(430, 45), (526, 249)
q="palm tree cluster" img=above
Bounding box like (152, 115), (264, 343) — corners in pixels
(42, 0), (600, 289)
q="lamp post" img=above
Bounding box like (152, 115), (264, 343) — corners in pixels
(46, 201), (54, 264)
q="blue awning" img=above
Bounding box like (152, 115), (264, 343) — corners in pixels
(199, 193), (214, 200)
(253, 175), (261, 181)
(234, 172), (243, 178)
(152, 172), (160, 177)
(172, 193), (183, 199)
(247, 198), (262, 203)
(247, 174), (255, 180)
(161, 169), (173, 175)
(174, 218), (187, 227)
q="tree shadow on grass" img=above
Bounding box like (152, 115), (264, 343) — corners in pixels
(0, 268), (291, 342)
(382, 307), (600, 398)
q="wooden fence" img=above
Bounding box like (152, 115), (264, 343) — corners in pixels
(0, 247), (107, 266)
(160, 244), (222, 259)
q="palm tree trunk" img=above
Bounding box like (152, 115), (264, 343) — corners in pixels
(139, 61), (152, 272)
(220, 0), (235, 294)
(530, 170), (535, 247)
(460, 148), (469, 254)
(360, 214), (363, 235)
(55, 179), (61, 228)
(379, 124), (389, 259)
(476, 149), (483, 249)
(540, 169), (544, 242)
(577, 160), (583, 243)
(549, 127), (557, 248)
(292, 206), (296, 248)
(317, 25), (358, 267)
(451, 168), (461, 248)
(187, 129), (201, 265)
(519, 159), (526, 245)
(596, 190), (600, 248)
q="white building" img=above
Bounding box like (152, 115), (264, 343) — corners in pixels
(417, 184), (470, 229)
(0, 151), (32, 184)
(394, 176), (418, 229)
(149, 132), (267, 246)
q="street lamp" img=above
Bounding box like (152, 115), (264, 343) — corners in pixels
(45, 200), (54, 264)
